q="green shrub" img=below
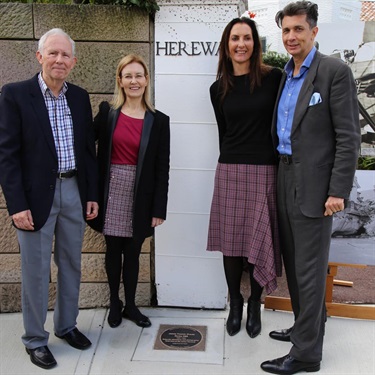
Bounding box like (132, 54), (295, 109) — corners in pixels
(357, 156), (375, 170)
(263, 50), (289, 69)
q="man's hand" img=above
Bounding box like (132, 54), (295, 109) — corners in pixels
(12, 210), (34, 230)
(86, 201), (99, 220)
(324, 196), (344, 216)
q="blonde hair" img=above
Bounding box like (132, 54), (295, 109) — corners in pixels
(111, 54), (154, 112)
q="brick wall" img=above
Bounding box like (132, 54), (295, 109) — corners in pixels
(0, 3), (155, 312)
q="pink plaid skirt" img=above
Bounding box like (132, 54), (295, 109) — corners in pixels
(103, 164), (136, 238)
(207, 163), (282, 293)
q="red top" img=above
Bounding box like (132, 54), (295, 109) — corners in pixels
(111, 112), (144, 165)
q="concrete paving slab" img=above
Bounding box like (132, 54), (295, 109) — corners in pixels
(0, 308), (105, 375)
(0, 306), (374, 375)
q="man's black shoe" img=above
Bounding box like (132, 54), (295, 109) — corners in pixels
(26, 346), (57, 369)
(55, 327), (91, 350)
(269, 327), (293, 342)
(261, 354), (320, 374)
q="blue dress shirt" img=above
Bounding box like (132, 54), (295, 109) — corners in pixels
(277, 47), (317, 155)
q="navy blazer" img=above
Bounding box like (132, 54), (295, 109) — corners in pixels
(272, 51), (360, 217)
(88, 101), (170, 240)
(0, 74), (98, 231)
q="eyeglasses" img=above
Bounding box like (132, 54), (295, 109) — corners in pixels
(121, 73), (146, 81)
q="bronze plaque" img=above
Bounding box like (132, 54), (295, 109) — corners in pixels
(154, 325), (207, 352)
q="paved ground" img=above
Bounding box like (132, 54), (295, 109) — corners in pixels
(1, 306), (374, 375)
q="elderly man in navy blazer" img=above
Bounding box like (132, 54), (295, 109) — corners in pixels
(261, 2), (360, 374)
(0, 28), (98, 370)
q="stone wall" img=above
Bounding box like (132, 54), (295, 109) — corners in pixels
(0, 3), (155, 312)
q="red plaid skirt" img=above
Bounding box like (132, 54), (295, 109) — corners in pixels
(207, 163), (282, 293)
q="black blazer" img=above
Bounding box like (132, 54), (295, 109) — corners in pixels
(88, 101), (170, 240)
(0, 74), (98, 231)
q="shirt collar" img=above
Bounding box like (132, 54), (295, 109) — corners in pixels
(284, 46), (317, 78)
(38, 72), (68, 96)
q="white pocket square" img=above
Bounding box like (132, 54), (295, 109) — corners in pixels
(309, 92), (322, 106)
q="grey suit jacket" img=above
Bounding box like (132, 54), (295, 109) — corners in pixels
(272, 51), (360, 217)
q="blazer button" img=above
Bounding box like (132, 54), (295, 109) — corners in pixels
(49, 185), (54, 190)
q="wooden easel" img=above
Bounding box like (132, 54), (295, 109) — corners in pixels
(264, 262), (375, 320)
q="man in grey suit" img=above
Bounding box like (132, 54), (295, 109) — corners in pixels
(261, 2), (360, 374)
(0, 28), (98, 369)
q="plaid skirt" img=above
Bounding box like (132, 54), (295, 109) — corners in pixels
(103, 164), (136, 238)
(207, 163), (282, 294)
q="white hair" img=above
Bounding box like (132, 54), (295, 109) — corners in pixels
(38, 28), (75, 56)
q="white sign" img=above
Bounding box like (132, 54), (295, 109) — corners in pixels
(154, 0), (246, 308)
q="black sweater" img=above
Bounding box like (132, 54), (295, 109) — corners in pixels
(210, 68), (282, 165)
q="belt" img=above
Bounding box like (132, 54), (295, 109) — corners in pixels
(279, 154), (293, 164)
(57, 169), (77, 179)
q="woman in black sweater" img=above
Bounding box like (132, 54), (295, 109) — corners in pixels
(207, 17), (282, 338)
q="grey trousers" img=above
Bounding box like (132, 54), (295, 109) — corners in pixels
(277, 162), (332, 363)
(17, 177), (85, 349)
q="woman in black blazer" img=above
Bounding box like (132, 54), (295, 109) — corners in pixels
(89, 54), (170, 328)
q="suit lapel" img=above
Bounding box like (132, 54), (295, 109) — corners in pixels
(291, 52), (321, 134)
(108, 107), (120, 137)
(29, 76), (57, 159)
(135, 110), (154, 195)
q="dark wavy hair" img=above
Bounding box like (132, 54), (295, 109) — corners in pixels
(216, 17), (271, 102)
(275, 1), (319, 29)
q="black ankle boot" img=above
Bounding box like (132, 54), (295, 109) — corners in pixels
(246, 299), (261, 338)
(226, 296), (244, 336)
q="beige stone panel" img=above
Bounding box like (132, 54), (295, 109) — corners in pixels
(48, 284), (57, 310)
(141, 237), (152, 254)
(139, 253), (151, 283)
(69, 42), (150, 93)
(82, 253), (106, 282)
(82, 225), (106, 253)
(0, 283), (151, 313)
(34, 5), (149, 42)
(0, 41), (39, 88)
(0, 186), (6, 208)
(0, 283), (56, 313)
(0, 283), (21, 312)
(0, 210), (19, 253)
(0, 4), (33, 39)
(90, 94), (113, 117)
(135, 282), (151, 306)
(0, 41), (149, 94)
(79, 283), (109, 309)
(78, 281), (151, 308)
(51, 253), (106, 283)
(0, 254), (21, 283)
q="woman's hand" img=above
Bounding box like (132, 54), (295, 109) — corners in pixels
(152, 217), (165, 227)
